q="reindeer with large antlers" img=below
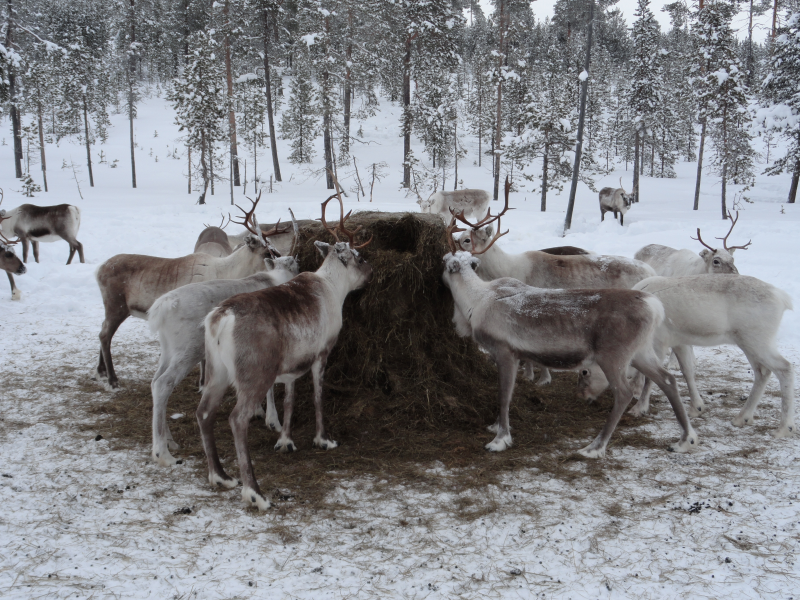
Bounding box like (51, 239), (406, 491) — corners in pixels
(635, 210), (750, 276)
(455, 178), (656, 386)
(197, 194), (373, 510)
(94, 193), (286, 390)
(442, 200), (697, 457)
(0, 208), (26, 301)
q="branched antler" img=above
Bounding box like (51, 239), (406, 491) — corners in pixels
(204, 213), (231, 230)
(0, 212), (19, 247)
(716, 210), (752, 251)
(690, 228), (715, 251)
(451, 175), (513, 231)
(446, 216), (466, 255)
(233, 191), (290, 255)
(320, 177), (373, 250)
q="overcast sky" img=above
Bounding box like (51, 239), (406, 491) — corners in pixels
(476, 1), (775, 43)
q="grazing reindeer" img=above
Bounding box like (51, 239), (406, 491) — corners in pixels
(0, 217), (26, 300)
(635, 211), (750, 276)
(416, 188), (490, 225)
(441, 210), (697, 458)
(197, 195), (373, 510)
(598, 178), (633, 225)
(228, 218), (315, 256)
(94, 193), (288, 390)
(148, 255), (300, 467)
(455, 182), (655, 385)
(577, 275), (795, 438)
(194, 215), (233, 258)
(0, 193), (84, 264)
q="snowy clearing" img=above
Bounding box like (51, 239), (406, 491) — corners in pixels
(0, 96), (799, 599)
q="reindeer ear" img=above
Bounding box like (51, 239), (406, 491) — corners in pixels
(333, 241), (351, 265)
(699, 249), (712, 259)
(728, 248), (736, 255)
(314, 241), (331, 258)
(263, 257), (275, 270)
(484, 225), (494, 237)
(245, 235), (261, 248)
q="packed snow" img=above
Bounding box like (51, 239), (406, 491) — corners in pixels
(1, 94), (799, 598)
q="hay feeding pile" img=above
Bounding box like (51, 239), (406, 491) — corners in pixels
(94, 211), (657, 507)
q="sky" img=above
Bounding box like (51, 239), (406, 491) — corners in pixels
(476, 0), (776, 43)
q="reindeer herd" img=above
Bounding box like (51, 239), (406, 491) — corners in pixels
(0, 180), (795, 511)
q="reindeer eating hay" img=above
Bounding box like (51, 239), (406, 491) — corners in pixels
(197, 194), (373, 510)
(442, 178), (697, 457)
(0, 210), (26, 300)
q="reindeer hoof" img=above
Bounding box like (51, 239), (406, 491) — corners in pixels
(772, 424), (795, 439)
(152, 448), (179, 467)
(275, 439), (296, 453)
(688, 404), (705, 418)
(669, 432), (698, 453)
(209, 472), (237, 489)
(577, 446), (605, 459)
(535, 376), (552, 387)
(313, 437), (338, 450)
(242, 486), (271, 511)
(266, 419), (281, 432)
(485, 434), (512, 452)
(628, 403), (649, 418)
(732, 414), (752, 428)
(11, 290), (21, 301)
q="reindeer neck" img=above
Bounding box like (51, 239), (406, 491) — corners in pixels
(475, 244), (513, 280)
(448, 266), (491, 313)
(316, 256), (355, 305)
(218, 245), (262, 278)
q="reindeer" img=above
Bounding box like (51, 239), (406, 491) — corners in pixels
(94, 193), (289, 390)
(635, 211), (750, 276)
(148, 254), (300, 467)
(228, 218), (315, 256)
(0, 192), (84, 264)
(598, 178), (633, 225)
(196, 194), (373, 510)
(416, 188), (491, 225)
(194, 215), (233, 258)
(0, 214), (25, 300)
(577, 274), (795, 438)
(441, 194), (697, 458)
(455, 183), (655, 385)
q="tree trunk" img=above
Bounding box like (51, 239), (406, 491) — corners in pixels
(564, 0), (594, 234)
(322, 26), (334, 191)
(453, 121), (458, 190)
(746, 0), (755, 87)
(541, 141), (548, 212)
(6, 0), (22, 179)
(199, 133), (208, 204)
(721, 114), (728, 219)
(128, 0), (137, 188)
(492, 0), (506, 202)
(477, 78), (482, 167)
(633, 130), (640, 203)
(37, 101), (48, 192)
(224, 1), (241, 186)
(210, 139), (215, 195)
(188, 145), (192, 195)
(402, 33), (413, 188)
(772, 0), (778, 38)
(342, 8), (353, 157)
(82, 97), (94, 187)
(788, 157), (799, 204)
(693, 119), (706, 210)
(261, 10), (282, 182)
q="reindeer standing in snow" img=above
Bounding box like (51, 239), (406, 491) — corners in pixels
(598, 178), (633, 225)
(0, 213), (25, 300)
(443, 179), (697, 457)
(197, 195), (373, 510)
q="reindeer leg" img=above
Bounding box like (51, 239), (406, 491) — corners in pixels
(264, 386), (281, 431)
(7, 272), (20, 301)
(620, 213), (624, 226)
(230, 387), (271, 511)
(67, 245), (76, 265)
(96, 308), (128, 390)
(629, 377), (654, 416)
(486, 351), (518, 452)
(32, 240), (40, 263)
(579, 364), (634, 458)
(734, 346), (795, 437)
(311, 355), (338, 450)
(673, 345), (704, 417)
(63, 234), (84, 265)
(633, 353), (698, 453)
(20, 236), (29, 263)
(275, 380), (297, 453)
(151, 356), (195, 466)
(198, 360), (206, 392)
(196, 361), (238, 491)
(536, 367), (552, 387)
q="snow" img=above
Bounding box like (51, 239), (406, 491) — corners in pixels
(578, 70), (589, 82)
(1, 92), (799, 598)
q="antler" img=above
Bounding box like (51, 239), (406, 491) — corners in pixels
(451, 176), (513, 231)
(716, 210), (751, 251)
(690, 228), (715, 251)
(288, 208), (300, 257)
(469, 217), (509, 255)
(0, 213), (19, 247)
(445, 216), (466, 255)
(320, 173), (373, 250)
(233, 191), (265, 243)
(203, 213), (231, 230)
(619, 177), (627, 195)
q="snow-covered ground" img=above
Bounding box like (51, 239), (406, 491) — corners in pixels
(1, 93), (799, 598)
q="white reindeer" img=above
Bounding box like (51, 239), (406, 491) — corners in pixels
(454, 184), (655, 386)
(197, 195), (373, 510)
(0, 194), (84, 264)
(577, 275), (795, 438)
(0, 218), (25, 300)
(442, 187), (696, 458)
(635, 211), (750, 276)
(94, 193), (288, 389)
(148, 255), (300, 467)
(416, 188), (490, 225)
(598, 178), (633, 225)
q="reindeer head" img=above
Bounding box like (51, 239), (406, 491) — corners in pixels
(0, 213), (25, 276)
(264, 255), (300, 277)
(234, 192), (292, 263)
(691, 211), (750, 274)
(451, 176), (511, 256)
(317, 192), (373, 289)
(618, 177), (632, 207)
(576, 366), (607, 401)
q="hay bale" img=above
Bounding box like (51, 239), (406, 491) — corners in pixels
(291, 211), (507, 434)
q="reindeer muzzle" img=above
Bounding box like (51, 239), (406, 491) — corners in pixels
(16, 264), (27, 275)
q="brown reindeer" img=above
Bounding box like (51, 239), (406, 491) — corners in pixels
(197, 193), (373, 510)
(94, 193), (288, 389)
(194, 215), (233, 258)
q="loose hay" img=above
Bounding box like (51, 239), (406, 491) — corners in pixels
(90, 211), (659, 511)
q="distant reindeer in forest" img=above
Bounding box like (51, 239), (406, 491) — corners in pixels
(0, 195), (84, 264)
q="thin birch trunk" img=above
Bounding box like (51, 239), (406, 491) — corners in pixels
(37, 101), (48, 192)
(693, 119), (706, 210)
(224, 0), (240, 186)
(83, 97), (94, 187)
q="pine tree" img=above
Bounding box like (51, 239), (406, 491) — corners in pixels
(169, 30), (226, 204)
(235, 73), (268, 192)
(763, 9), (800, 203)
(279, 58), (320, 164)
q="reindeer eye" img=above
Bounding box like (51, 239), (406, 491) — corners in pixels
(581, 369), (589, 376)
(713, 259), (720, 265)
